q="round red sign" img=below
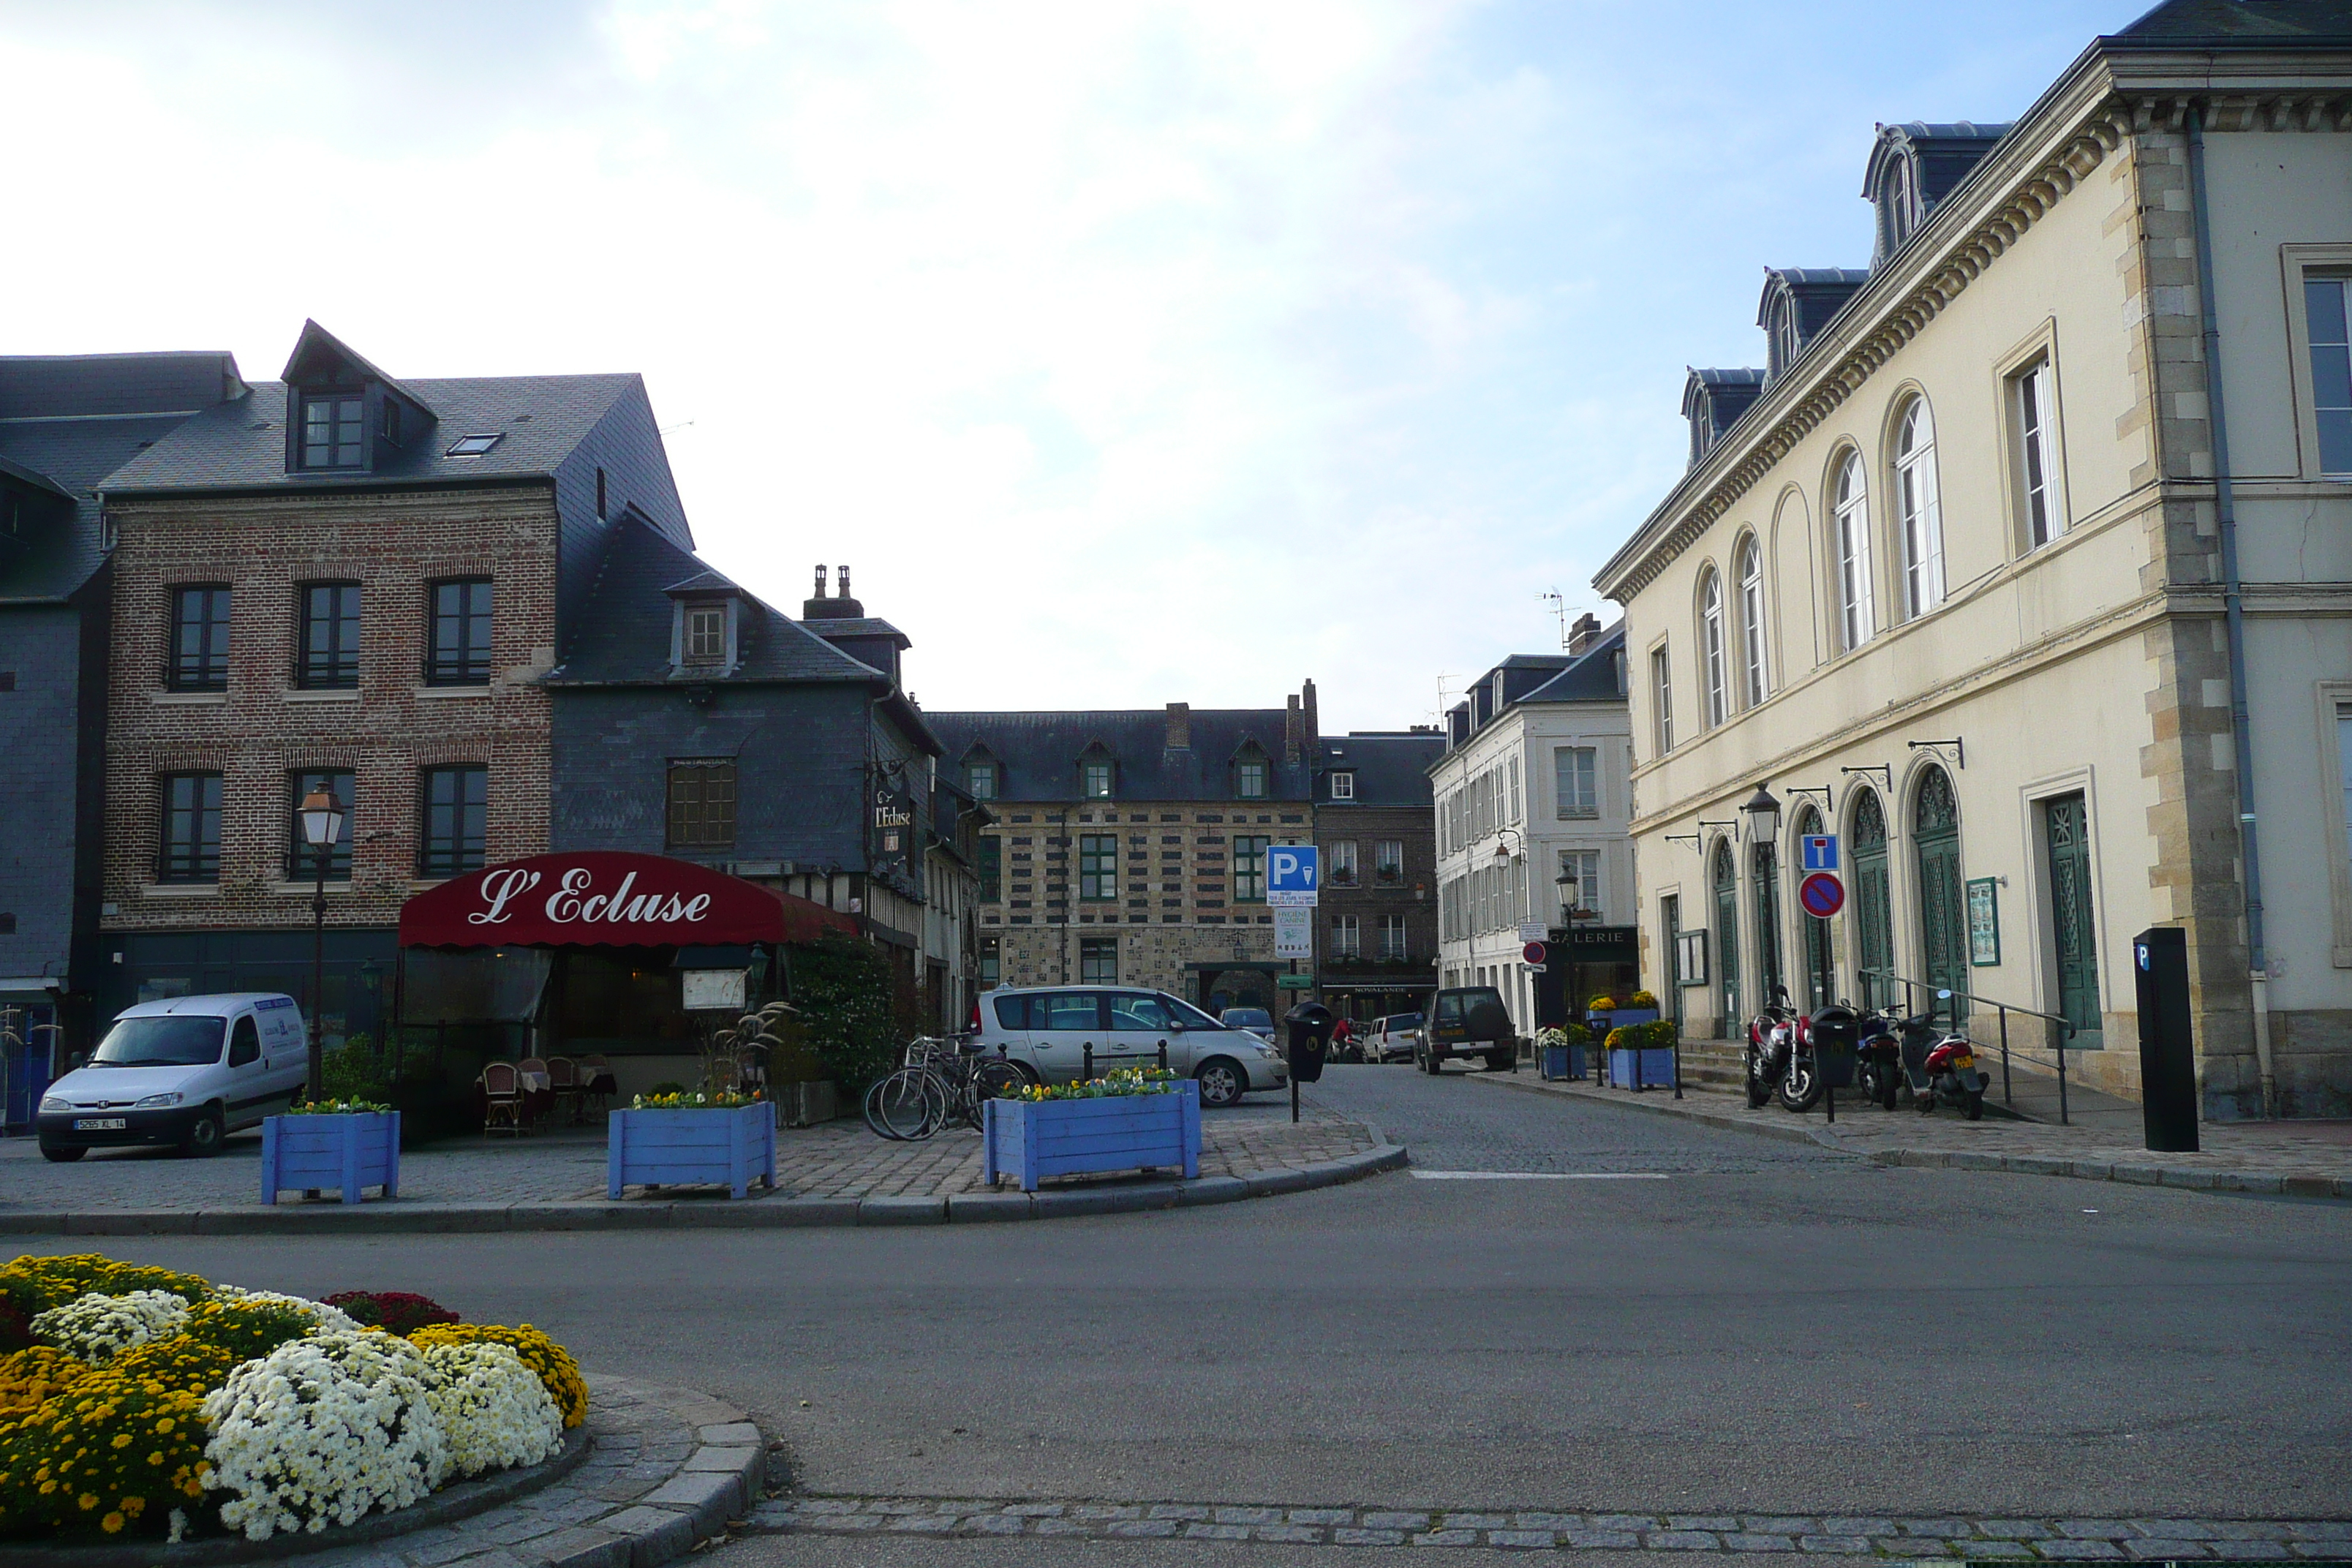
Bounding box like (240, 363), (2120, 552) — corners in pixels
(1523, 941), (1548, 965)
(1799, 872), (1846, 919)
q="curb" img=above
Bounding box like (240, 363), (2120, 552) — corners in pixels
(0, 1142), (1411, 1237)
(1473, 1073), (2352, 1201)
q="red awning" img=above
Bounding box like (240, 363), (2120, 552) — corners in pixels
(397, 852), (859, 950)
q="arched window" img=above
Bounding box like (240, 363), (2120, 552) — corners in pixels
(1833, 451), (1874, 650)
(1735, 537), (1768, 708)
(1699, 568), (1727, 728)
(1894, 397), (1945, 617)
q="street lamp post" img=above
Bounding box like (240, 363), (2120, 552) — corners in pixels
(296, 784), (347, 1103)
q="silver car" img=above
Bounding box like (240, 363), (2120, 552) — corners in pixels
(974, 986), (1289, 1108)
(1366, 1012), (1423, 1064)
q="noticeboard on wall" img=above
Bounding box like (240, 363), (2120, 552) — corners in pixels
(1674, 929), (1708, 987)
(1966, 878), (2001, 967)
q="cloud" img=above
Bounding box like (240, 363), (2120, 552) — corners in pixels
(0, 0), (2136, 730)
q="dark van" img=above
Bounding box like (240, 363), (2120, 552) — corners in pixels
(1414, 987), (1518, 1074)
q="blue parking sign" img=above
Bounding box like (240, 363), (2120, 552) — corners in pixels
(1801, 834), (1838, 872)
(1267, 844), (1319, 905)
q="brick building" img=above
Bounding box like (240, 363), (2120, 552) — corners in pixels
(0, 351), (244, 1111)
(929, 688), (1319, 1011)
(1311, 728), (1444, 1022)
(88, 322), (690, 1039)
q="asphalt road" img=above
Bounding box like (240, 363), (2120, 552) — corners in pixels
(10, 1063), (2348, 1542)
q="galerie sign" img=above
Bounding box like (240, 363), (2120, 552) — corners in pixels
(399, 852), (804, 949)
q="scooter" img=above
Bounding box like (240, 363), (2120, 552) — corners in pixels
(1899, 995), (1987, 1120)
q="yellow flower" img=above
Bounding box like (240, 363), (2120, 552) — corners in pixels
(101, 1512), (124, 1534)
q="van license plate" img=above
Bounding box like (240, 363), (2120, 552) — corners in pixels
(75, 1117), (127, 1131)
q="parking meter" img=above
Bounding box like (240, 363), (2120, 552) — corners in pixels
(1283, 1001), (1335, 1085)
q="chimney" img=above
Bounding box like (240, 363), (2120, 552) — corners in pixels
(1284, 694), (1303, 766)
(1164, 701), (1191, 751)
(1568, 612), (1601, 655)
(1300, 679), (1319, 753)
(837, 565), (851, 599)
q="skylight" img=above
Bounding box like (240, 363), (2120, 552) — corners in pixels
(445, 433), (503, 456)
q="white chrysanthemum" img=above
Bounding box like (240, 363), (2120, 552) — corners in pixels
(421, 1341), (562, 1478)
(200, 1329), (451, 1539)
(32, 1288), (190, 1361)
(207, 1284), (361, 1333)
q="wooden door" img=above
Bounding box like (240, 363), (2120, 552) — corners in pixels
(2045, 793), (2102, 1041)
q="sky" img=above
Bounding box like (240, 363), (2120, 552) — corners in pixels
(1, 0), (2148, 731)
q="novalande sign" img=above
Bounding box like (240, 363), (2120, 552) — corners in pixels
(398, 852), (853, 949)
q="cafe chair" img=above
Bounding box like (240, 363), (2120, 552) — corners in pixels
(482, 1061), (524, 1137)
(581, 1054), (615, 1115)
(547, 1056), (582, 1124)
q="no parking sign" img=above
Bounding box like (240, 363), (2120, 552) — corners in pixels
(1799, 872), (1845, 919)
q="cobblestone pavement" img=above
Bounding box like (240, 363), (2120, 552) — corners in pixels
(748, 1494), (2352, 1559)
(1472, 1074), (2352, 1196)
(0, 1101), (1376, 1213)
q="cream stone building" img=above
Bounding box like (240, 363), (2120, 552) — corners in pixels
(1596, 0), (2352, 1118)
(1431, 621), (1635, 1034)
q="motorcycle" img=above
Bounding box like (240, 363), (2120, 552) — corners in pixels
(1899, 995), (1987, 1120)
(1852, 1007), (1905, 1110)
(1745, 986), (1832, 1112)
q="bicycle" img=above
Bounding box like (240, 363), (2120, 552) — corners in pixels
(862, 1036), (1026, 1141)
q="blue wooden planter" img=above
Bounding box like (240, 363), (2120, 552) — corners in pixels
(1540, 1045), (1588, 1082)
(1587, 1008), (1661, 1035)
(983, 1082), (1201, 1194)
(1606, 1047), (1677, 1090)
(260, 1112), (399, 1205)
(607, 1104), (776, 1199)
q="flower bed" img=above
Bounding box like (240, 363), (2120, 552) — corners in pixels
(0, 1255), (583, 1545)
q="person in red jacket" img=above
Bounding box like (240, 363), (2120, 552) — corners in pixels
(1331, 1016), (1355, 1060)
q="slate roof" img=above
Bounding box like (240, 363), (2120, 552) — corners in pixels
(0, 352), (244, 603)
(2111, 0), (2352, 42)
(549, 512), (897, 687)
(1318, 732), (1443, 807)
(99, 373), (650, 497)
(928, 710), (1312, 804)
(1518, 622), (1629, 704)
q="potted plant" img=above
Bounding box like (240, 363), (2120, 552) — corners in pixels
(606, 1088), (775, 1199)
(1605, 1019), (1678, 1090)
(983, 1068), (1201, 1193)
(1536, 1023), (1591, 1082)
(260, 1098), (400, 1205)
(1586, 990), (1662, 1036)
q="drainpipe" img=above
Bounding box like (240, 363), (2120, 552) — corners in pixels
(2187, 103), (2276, 1118)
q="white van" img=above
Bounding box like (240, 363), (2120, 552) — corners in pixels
(975, 985), (1288, 1107)
(37, 993), (310, 1161)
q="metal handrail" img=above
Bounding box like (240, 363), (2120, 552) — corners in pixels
(1858, 968), (2080, 1126)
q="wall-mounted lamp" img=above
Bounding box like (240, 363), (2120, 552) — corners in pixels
(1741, 783), (1782, 843)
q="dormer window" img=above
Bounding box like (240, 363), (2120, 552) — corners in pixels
(381, 401), (403, 448)
(301, 395), (363, 470)
(968, 761), (998, 799)
(1329, 771), (1356, 802)
(1236, 758), (1267, 799)
(1082, 760), (1115, 799)
(685, 604), (725, 664)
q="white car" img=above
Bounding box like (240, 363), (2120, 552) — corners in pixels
(976, 986), (1288, 1108)
(37, 993), (310, 1161)
(1367, 1012), (1424, 1064)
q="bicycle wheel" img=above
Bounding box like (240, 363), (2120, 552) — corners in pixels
(864, 1068), (943, 1140)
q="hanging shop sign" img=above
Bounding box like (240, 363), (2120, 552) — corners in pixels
(399, 853), (854, 949)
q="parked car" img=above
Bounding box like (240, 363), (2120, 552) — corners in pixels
(1414, 987), (1517, 1074)
(1366, 1013), (1423, 1063)
(36, 992), (309, 1161)
(977, 987), (1288, 1107)
(1218, 1006), (1275, 1043)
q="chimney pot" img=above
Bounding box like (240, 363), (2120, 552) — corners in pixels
(837, 565), (851, 599)
(814, 565), (828, 598)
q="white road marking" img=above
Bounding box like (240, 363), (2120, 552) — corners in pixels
(1409, 1170), (1670, 1180)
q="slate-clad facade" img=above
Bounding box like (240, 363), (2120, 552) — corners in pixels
(930, 689), (1319, 1009)
(549, 550), (984, 1032)
(1312, 729), (1444, 1022)
(0, 352), (244, 1112)
(88, 322), (690, 1043)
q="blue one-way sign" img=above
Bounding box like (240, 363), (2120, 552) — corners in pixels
(1267, 844), (1320, 906)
